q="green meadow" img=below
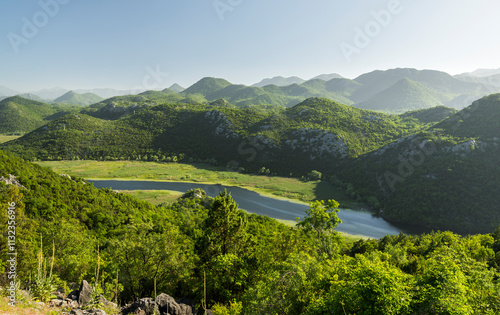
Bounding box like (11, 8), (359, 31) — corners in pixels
(36, 160), (366, 209)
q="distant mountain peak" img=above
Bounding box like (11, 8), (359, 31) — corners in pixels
(169, 83), (185, 93)
(252, 76), (305, 87)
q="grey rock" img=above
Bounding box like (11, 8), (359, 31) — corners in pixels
(156, 293), (195, 315)
(78, 280), (93, 307)
(68, 289), (79, 300)
(121, 297), (156, 315)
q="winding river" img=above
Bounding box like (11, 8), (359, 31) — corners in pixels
(89, 179), (414, 239)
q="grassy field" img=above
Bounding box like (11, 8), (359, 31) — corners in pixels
(36, 160), (368, 209)
(120, 190), (184, 205)
(0, 135), (21, 144)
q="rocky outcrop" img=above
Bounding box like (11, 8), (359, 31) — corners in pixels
(121, 293), (196, 315)
(0, 174), (27, 189)
(285, 128), (348, 159)
(205, 110), (240, 139)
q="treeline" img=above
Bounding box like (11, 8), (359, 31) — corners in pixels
(1, 149), (500, 314)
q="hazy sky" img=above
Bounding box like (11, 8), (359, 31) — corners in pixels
(1, 0), (499, 91)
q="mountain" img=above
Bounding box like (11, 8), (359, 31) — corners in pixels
(0, 86), (20, 97)
(339, 94), (500, 233)
(356, 78), (444, 113)
(53, 91), (104, 106)
(352, 68), (500, 111)
(29, 87), (69, 100)
(3, 97), (425, 171)
(169, 83), (185, 93)
(311, 73), (343, 81)
(73, 88), (132, 99)
(252, 76), (305, 87)
(16, 93), (47, 102)
(0, 96), (59, 134)
(399, 106), (458, 124)
(457, 68), (500, 77)
(182, 77), (233, 97)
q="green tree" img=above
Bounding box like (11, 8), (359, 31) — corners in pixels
(202, 189), (247, 257)
(297, 200), (342, 258)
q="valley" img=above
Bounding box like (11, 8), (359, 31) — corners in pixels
(1, 68), (500, 314)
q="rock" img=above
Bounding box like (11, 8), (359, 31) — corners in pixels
(78, 280), (93, 307)
(122, 294), (195, 315)
(99, 294), (118, 310)
(71, 309), (85, 315)
(0, 174), (27, 189)
(50, 298), (65, 307)
(121, 297), (156, 315)
(156, 293), (195, 315)
(68, 289), (79, 300)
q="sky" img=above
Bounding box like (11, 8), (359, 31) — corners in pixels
(1, 0), (500, 92)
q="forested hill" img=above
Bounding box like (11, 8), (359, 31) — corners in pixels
(1, 147), (500, 314)
(2, 97), (426, 170)
(0, 96), (81, 134)
(340, 94), (500, 233)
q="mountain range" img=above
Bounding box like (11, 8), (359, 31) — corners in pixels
(1, 68), (499, 113)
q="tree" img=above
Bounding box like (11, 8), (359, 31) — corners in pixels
(297, 200), (342, 258)
(202, 189), (247, 258)
(307, 170), (322, 181)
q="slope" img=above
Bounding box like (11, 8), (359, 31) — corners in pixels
(0, 96), (59, 134)
(352, 68), (498, 104)
(3, 98), (426, 175)
(356, 78), (444, 113)
(339, 94), (500, 233)
(53, 91), (104, 106)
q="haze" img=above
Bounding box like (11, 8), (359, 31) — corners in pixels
(1, 0), (499, 91)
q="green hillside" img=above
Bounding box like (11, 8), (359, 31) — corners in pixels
(399, 106), (458, 124)
(339, 94), (500, 233)
(357, 78), (444, 113)
(182, 77), (233, 97)
(2, 147), (500, 314)
(53, 91), (104, 106)
(2, 98), (425, 173)
(0, 96), (79, 134)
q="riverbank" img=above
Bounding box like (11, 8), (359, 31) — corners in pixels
(35, 160), (369, 209)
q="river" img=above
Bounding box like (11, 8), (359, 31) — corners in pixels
(89, 179), (413, 239)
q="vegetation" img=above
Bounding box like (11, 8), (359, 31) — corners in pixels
(34, 160), (364, 208)
(52, 91), (103, 106)
(2, 148), (500, 314)
(0, 96), (81, 134)
(340, 94), (500, 233)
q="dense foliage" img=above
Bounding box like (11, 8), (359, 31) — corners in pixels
(340, 94), (500, 233)
(0, 96), (80, 134)
(1, 149), (500, 314)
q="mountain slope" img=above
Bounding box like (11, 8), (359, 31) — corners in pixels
(182, 77), (233, 97)
(399, 106), (458, 124)
(3, 98), (425, 172)
(169, 83), (185, 93)
(0, 96), (59, 134)
(311, 73), (343, 81)
(340, 94), (500, 233)
(356, 78), (444, 113)
(53, 91), (104, 106)
(0, 86), (20, 97)
(352, 68), (498, 105)
(253, 76), (305, 87)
